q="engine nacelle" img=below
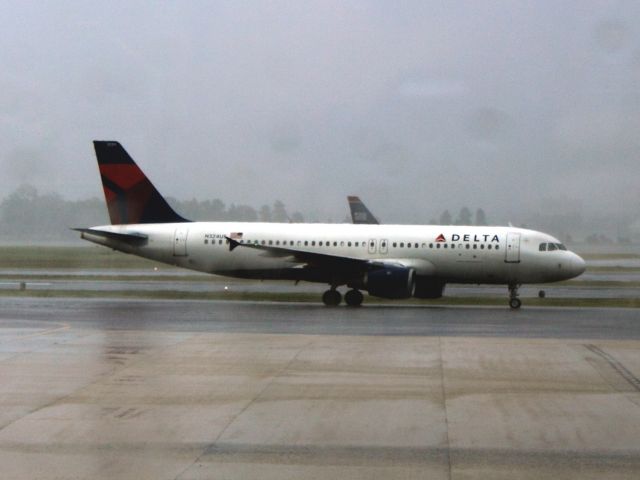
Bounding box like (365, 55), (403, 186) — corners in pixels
(365, 265), (416, 299)
(413, 277), (446, 299)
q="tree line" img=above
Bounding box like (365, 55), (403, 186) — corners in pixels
(430, 207), (488, 226)
(0, 185), (306, 242)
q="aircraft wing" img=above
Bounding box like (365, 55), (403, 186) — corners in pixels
(225, 236), (396, 272)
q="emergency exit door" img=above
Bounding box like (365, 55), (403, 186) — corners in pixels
(504, 232), (520, 263)
(173, 228), (188, 256)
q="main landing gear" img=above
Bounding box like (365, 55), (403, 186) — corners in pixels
(322, 288), (364, 307)
(508, 284), (522, 310)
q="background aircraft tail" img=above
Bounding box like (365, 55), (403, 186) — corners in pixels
(348, 196), (379, 224)
(93, 141), (189, 224)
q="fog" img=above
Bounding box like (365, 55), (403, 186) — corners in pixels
(1, 1), (639, 237)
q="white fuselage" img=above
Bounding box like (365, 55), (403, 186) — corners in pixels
(80, 222), (586, 285)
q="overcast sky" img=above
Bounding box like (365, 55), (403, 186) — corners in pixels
(1, 0), (639, 224)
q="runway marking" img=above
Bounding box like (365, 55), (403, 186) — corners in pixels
(438, 337), (452, 480)
(585, 344), (640, 393)
(0, 322), (71, 341)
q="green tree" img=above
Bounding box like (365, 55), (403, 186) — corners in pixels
(475, 208), (488, 226)
(272, 200), (289, 222)
(439, 210), (452, 225)
(456, 207), (472, 225)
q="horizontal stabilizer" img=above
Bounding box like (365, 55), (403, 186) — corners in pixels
(72, 228), (148, 245)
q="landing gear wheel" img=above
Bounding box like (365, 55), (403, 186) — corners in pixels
(344, 289), (364, 307)
(322, 289), (342, 306)
(508, 284), (521, 310)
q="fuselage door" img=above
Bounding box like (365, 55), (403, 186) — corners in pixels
(174, 227), (188, 256)
(505, 232), (521, 263)
(368, 239), (377, 254)
(379, 239), (388, 255)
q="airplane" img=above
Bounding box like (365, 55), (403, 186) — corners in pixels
(348, 196), (379, 224)
(76, 141), (586, 309)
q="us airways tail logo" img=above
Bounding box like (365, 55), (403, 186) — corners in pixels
(435, 234), (446, 242)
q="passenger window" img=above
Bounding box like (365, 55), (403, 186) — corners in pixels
(204, 239), (208, 244)
(473, 244), (477, 249)
(311, 241), (316, 246)
(487, 245), (492, 250)
(319, 241), (323, 246)
(436, 244), (441, 249)
(340, 241), (345, 246)
(348, 241), (352, 247)
(276, 240), (280, 245)
(539, 243), (546, 251)
(333, 241), (337, 247)
(466, 244), (470, 249)
(407, 243), (411, 248)
(429, 243), (433, 248)
(451, 244), (456, 249)
(393, 242), (397, 248)
(400, 242), (405, 247)
(480, 244), (485, 249)
(304, 241), (308, 246)
(495, 245), (499, 250)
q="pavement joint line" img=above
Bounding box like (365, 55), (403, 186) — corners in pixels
(174, 339), (314, 480)
(584, 344), (640, 392)
(0, 327), (199, 436)
(438, 337), (452, 480)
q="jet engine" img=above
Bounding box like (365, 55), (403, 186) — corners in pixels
(364, 265), (416, 299)
(413, 277), (446, 299)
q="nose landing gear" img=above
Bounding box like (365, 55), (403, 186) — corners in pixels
(508, 284), (522, 309)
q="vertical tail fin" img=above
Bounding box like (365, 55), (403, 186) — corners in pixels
(348, 196), (380, 224)
(93, 141), (189, 224)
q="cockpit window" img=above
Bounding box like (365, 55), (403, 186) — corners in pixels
(539, 243), (546, 251)
(547, 243), (557, 251)
(557, 243), (567, 251)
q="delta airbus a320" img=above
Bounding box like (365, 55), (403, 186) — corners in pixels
(76, 141), (586, 309)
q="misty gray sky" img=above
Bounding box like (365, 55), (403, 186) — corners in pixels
(1, 1), (639, 225)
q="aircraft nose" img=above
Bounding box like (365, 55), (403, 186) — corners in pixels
(567, 253), (586, 278)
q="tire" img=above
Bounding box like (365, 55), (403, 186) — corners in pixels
(344, 289), (364, 307)
(509, 298), (522, 309)
(322, 289), (342, 306)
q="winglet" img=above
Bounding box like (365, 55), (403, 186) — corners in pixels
(225, 236), (240, 251)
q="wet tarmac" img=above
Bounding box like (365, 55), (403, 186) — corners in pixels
(0, 297), (639, 339)
(2, 298), (640, 479)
